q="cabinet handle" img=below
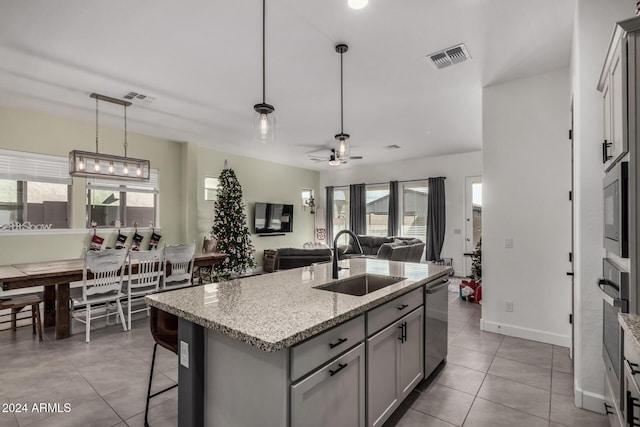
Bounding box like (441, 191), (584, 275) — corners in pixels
(397, 304), (409, 311)
(398, 322), (407, 343)
(328, 338), (348, 349)
(630, 362), (640, 376)
(629, 391), (640, 426)
(604, 402), (614, 415)
(602, 140), (612, 164)
(329, 363), (348, 377)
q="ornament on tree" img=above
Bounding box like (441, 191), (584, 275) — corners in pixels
(211, 161), (255, 281)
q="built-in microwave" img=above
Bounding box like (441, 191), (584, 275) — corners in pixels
(603, 161), (628, 258)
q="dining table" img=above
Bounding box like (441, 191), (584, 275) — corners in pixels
(0, 252), (227, 339)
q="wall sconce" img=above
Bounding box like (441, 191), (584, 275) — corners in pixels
(302, 189), (316, 214)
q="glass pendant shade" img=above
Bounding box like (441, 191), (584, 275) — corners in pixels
(254, 104), (275, 144)
(335, 136), (350, 161)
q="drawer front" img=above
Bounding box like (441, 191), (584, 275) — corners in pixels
(291, 343), (365, 427)
(367, 287), (423, 336)
(291, 314), (365, 381)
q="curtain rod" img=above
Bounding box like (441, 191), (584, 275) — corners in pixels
(326, 176), (445, 188)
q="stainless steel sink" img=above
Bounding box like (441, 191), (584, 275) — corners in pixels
(314, 274), (406, 296)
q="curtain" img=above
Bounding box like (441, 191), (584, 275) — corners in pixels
(388, 180), (399, 237)
(426, 177), (446, 262)
(325, 186), (334, 245)
(349, 183), (366, 235)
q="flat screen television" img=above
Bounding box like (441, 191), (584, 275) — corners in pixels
(254, 202), (294, 234)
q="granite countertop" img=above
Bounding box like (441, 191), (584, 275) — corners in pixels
(620, 313), (640, 350)
(146, 258), (451, 353)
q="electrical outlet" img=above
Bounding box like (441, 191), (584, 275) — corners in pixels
(180, 340), (189, 368)
(504, 300), (514, 312)
(504, 237), (513, 249)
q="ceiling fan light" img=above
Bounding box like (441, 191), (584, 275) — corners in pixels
(348, 0), (368, 9)
(328, 155), (341, 166)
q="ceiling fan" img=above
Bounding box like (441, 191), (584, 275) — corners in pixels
(308, 148), (363, 165)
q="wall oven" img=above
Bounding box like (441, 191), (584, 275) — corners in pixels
(603, 161), (628, 258)
(599, 258), (629, 413)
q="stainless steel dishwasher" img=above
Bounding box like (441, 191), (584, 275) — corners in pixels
(424, 277), (449, 377)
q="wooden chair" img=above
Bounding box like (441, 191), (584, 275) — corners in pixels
(0, 295), (43, 341)
(193, 237), (217, 284)
(162, 243), (196, 290)
(124, 249), (163, 330)
(72, 249), (128, 342)
(145, 305), (179, 427)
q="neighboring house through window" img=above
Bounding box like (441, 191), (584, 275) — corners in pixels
(0, 150), (71, 230)
(86, 170), (159, 228)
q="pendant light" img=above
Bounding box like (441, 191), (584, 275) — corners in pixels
(253, 0), (275, 143)
(69, 93), (150, 181)
(334, 43), (350, 162)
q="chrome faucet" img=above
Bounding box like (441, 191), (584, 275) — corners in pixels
(333, 230), (364, 279)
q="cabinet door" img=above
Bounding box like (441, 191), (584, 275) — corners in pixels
(367, 318), (401, 427)
(291, 343), (365, 427)
(399, 307), (424, 400)
(610, 43), (625, 164)
(603, 79), (612, 165)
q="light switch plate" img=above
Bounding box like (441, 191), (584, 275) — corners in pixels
(180, 340), (189, 368)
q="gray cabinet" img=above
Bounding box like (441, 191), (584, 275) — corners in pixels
(291, 343), (365, 427)
(367, 307), (424, 427)
(599, 21), (627, 169)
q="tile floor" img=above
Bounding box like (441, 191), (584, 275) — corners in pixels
(0, 285), (609, 427)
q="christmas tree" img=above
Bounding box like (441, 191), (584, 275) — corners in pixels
(471, 238), (482, 282)
(211, 162), (255, 281)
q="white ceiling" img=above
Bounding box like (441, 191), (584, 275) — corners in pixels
(0, 0), (575, 170)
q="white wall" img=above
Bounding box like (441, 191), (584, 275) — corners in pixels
(571, 0), (631, 412)
(482, 69), (572, 347)
(319, 150), (482, 276)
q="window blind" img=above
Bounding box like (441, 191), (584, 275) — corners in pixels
(0, 149), (72, 185)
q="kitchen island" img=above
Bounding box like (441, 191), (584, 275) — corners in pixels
(146, 258), (451, 427)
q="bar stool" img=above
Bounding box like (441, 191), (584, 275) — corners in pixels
(0, 294), (43, 341)
(145, 305), (179, 427)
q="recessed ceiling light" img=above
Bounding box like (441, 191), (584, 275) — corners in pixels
(348, 0), (368, 10)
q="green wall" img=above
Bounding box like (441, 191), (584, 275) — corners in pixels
(0, 105), (320, 267)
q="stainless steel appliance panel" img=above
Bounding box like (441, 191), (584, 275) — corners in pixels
(424, 277), (449, 377)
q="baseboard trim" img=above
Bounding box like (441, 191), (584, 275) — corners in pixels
(575, 387), (606, 414)
(480, 319), (571, 347)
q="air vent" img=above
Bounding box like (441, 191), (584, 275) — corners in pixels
(427, 43), (471, 70)
(123, 92), (155, 104)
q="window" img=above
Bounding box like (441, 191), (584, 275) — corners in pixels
(87, 170), (158, 228)
(204, 177), (219, 201)
(332, 186), (350, 242)
(365, 183), (389, 236)
(0, 150), (71, 230)
(399, 181), (428, 239)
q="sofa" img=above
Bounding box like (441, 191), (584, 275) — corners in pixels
(339, 235), (425, 263)
(266, 247), (332, 271)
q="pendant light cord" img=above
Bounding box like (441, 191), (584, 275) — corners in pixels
(340, 50), (344, 134)
(95, 97), (99, 153)
(123, 105), (128, 158)
(262, 0), (266, 103)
